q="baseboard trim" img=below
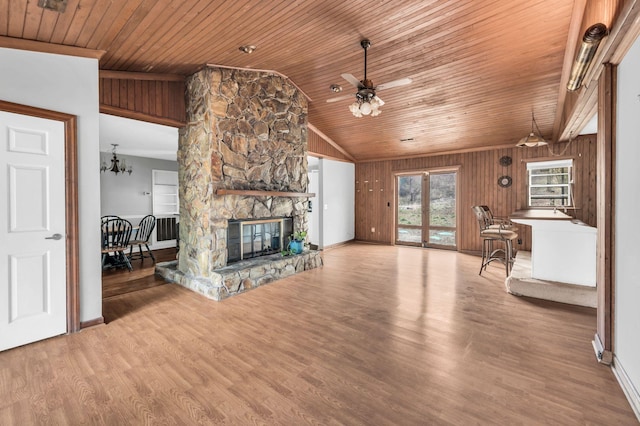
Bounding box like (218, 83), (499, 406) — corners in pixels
(80, 316), (105, 329)
(322, 239), (355, 250)
(353, 239), (393, 246)
(612, 354), (640, 422)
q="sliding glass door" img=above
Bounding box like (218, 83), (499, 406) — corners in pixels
(396, 170), (457, 249)
(396, 174), (423, 244)
(427, 171), (457, 248)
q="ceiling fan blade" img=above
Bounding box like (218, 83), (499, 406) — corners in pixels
(376, 77), (412, 91)
(373, 95), (385, 106)
(326, 93), (355, 103)
(341, 73), (362, 88)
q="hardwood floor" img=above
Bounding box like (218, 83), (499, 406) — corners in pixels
(1, 243), (637, 425)
(102, 248), (177, 299)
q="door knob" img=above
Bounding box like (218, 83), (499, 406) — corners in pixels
(45, 233), (63, 240)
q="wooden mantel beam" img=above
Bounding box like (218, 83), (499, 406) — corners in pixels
(216, 189), (315, 198)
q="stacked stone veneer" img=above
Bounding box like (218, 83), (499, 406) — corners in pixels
(158, 66), (322, 301)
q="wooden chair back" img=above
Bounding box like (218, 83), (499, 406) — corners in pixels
(101, 218), (133, 252)
(133, 215), (156, 244)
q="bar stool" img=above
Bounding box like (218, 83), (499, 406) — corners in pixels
(472, 206), (518, 276)
(480, 205), (518, 232)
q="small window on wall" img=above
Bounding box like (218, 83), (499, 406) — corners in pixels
(527, 159), (573, 207)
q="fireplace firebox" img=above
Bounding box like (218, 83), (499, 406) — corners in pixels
(227, 217), (293, 263)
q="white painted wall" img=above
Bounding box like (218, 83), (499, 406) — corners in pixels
(319, 159), (355, 248)
(100, 153), (178, 217)
(0, 47), (102, 323)
(615, 33), (640, 413)
(307, 170), (320, 245)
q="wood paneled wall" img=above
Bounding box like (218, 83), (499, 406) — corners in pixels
(99, 77), (186, 126)
(308, 128), (353, 162)
(355, 135), (598, 254)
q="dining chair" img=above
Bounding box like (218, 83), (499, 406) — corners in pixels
(101, 217), (133, 271)
(129, 215), (156, 262)
(101, 215), (121, 248)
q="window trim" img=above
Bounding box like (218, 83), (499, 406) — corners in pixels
(526, 158), (574, 208)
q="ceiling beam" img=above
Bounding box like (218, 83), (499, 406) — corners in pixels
(552, 0), (587, 142)
(99, 70), (185, 82)
(556, 0), (640, 142)
(308, 123), (356, 162)
(0, 36), (105, 60)
(100, 105), (185, 128)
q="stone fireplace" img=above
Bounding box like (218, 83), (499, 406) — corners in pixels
(156, 66), (322, 300)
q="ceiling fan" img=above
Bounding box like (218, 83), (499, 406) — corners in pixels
(327, 39), (412, 117)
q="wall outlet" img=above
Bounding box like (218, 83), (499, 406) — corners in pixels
(517, 238), (522, 245)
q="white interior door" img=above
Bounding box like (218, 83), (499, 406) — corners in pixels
(0, 111), (67, 351)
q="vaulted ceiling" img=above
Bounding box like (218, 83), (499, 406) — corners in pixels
(0, 0), (630, 161)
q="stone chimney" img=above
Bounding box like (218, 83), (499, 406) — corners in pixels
(160, 66), (321, 300)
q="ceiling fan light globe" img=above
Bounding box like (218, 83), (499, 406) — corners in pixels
(373, 95), (385, 106)
(349, 102), (363, 117)
(360, 101), (372, 115)
(371, 108), (381, 117)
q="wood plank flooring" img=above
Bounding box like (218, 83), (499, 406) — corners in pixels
(102, 248), (177, 299)
(1, 243), (637, 425)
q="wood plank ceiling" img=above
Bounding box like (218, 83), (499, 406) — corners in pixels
(1, 0), (579, 161)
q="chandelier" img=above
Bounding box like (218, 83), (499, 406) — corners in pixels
(100, 144), (133, 175)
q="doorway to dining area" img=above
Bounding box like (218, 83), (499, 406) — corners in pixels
(395, 169), (458, 249)
(100, 157), (178, 299)
(99, 114), (180, 298)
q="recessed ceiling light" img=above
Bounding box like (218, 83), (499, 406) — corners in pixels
(239, 45), (256, 54)
(330, 84), (342, 93)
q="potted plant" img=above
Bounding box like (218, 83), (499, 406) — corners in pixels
(283, 230), (307, 255)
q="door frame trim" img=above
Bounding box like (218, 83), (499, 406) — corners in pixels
(393, 167), (460, 249)
(0, 100), (80, 333)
